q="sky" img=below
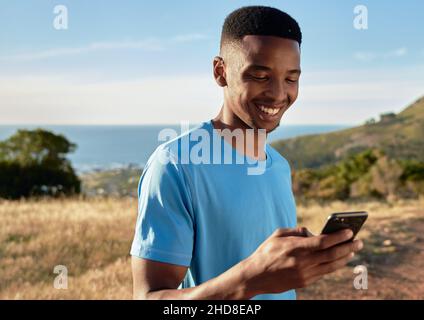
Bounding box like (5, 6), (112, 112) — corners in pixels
(0, 0), (423, 125)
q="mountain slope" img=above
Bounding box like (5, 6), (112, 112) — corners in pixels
(271, 96), (424, 169)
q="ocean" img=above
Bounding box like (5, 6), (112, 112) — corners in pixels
(0, 123), (348, 173)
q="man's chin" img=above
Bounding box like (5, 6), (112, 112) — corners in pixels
(265, 123), (280, 134)
(253, 118), (281, 134)
(241, 112), (281, 134)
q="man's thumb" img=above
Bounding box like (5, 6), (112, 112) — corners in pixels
(272, 227), (310, 238)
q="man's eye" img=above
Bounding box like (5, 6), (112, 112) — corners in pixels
(251, 75), (268, 81)
(287, 79), (298, 84)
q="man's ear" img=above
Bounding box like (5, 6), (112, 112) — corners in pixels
(213, 56), (227, 87)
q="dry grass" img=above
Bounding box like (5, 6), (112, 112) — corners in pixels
(0, 197), (136, 299)
(0, 197), (423, 299)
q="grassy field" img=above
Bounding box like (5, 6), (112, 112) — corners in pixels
(0, 197), (423, 299)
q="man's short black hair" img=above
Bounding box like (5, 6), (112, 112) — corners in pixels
(220, 6), (302, 52)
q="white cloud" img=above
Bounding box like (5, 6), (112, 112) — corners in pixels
(290, 80), (423, 124)
(170, 33), (209, 43)
(0, 34), (208, 62)
(285, 65), (424, 124)
(353, 52), (378, 62)
(354, 47), (408, 62)
(0, 74), (221, 124)
(0, 65), (423, 125)
(386, 47), (407, 57)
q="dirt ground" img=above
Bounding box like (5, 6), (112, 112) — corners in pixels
(297, 208), (424, 299)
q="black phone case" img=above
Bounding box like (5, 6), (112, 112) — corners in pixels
(321, 211), (368, 240)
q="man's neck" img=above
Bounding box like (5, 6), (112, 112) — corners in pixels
(212, 107), (267, 161)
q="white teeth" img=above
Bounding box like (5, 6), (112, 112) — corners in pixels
(259, 105), (279, 115)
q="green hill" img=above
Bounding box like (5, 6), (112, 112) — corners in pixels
(271, 96), (424, 169)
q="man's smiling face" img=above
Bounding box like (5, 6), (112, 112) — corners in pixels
(216, 35), (301, 133)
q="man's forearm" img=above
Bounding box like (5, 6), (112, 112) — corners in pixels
(141, 258), (260, 300)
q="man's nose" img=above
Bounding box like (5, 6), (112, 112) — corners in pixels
(264, 79), (288, 103)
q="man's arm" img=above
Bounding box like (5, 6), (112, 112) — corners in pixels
(131, 256), (255, 300)
(132, 227), (363, 300)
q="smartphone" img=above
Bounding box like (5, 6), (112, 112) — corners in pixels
(321, 211), (368, 241)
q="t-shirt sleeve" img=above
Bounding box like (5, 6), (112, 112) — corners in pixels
(130, 147), (194, 267)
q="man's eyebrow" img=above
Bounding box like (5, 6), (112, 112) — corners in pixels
(245, 64), (301, 74)
(287, 69), (301, 75)
(245, 64), (272, 71)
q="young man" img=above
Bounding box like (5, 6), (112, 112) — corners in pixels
(130, 6), (363, 300)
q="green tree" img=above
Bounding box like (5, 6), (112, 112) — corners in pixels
(0, 129), (76, 168)
(0, 129), (80, 199)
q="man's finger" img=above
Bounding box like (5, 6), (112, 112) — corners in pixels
(297, 274), (323, 289)
(304, 228), (315, 237)
(305, 239), (363, 267)
(272, 227), (310, 238)
(298, 229), (354, 251)
(308, 251), (355, 278)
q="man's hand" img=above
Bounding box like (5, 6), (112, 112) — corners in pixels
(242, 227), (363, 296)
(132, 227), (363, 300)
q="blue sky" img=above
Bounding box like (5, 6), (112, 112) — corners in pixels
(0, 0), (423, 124)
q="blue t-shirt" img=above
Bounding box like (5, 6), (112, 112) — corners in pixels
(130, 119), (297, 300)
